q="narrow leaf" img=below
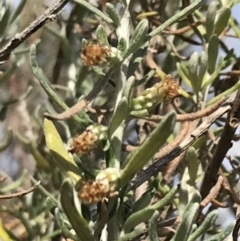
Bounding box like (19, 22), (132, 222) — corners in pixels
(187, 210), (218, 241)
(106, 3), (120, 26)
(123, 19), (149, 59)
(61, 179), (94, 241)
(213, 7), (231, 36)
(124, 186), (177, 233)
(96, 25), (109, 46)
(208, 35), (219, 74)
(149, 210), (159, 241)
(119, 111), (176, 188)
(206, 1), (219, 40)
(171, 192), (201, 241)
(44, 118), (82, 181)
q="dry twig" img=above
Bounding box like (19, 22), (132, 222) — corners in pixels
(141, 97), (226, 122)
(200, 175), (224, 208)
(0, 181), (40, 199)
(0, 0), (70, 64)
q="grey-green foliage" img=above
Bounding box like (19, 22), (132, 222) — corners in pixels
(0, 0), (239, 240)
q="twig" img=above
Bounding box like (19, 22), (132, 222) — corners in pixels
(0, 181), (40, 199)
(200, 89), (240, 199)
(130, 91), (237, 189)
(0, 0), (70, 64)
(139, 97), (226, 122)
(163, 152), (186, 182)
(44, 67), (115, 120)
(200, 175), (224, 208)
(154, 121), (190, 159)
(162, 20), (205, 35)
(122, 121), (189, 156)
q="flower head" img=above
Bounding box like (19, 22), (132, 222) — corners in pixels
(81, 41), (122, 66)
(81, 42), (111, 66)
(130, 74), (179, 111)
(68, 124), (108, 155)
(78, 168), (119, 204)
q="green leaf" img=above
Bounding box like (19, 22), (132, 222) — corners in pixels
(127, 42), (148, 78)
(208, 34), (219, 74)
(123, 75), (135, 100)
(187, 210), (218, 241)
(213, 7), (231, 36)
(61, 179), (95, 241)
(149, 210), (159, 241)
(119, 111), (176, 188)
(185, 147), (199, 184)
(73, 0), (113, 24)
(171, 192), (201, 241)
(177, 62), (192, 88)
(105, 3), (120, 27)
(130, 191), (152, 215)
(108, 97), (129, 138)
(123, 186), (177, 233)
(92, 66), (106, 76)
(206, 1), (219, 40)
(204, 222), (234, 241)
(117, 37), (127, 54)
(198, 51), (208, 87)
(44, 118), (82, 182)
(117, 229), (144, 241)
(206, 79), (240, 106)
(188, 52), (200, 93)
(203, 57), (224, 90)
(123, 19), (149, 59)
(96, 25), (109, 46)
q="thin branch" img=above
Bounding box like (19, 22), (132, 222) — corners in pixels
(154, 121), (190, 159)
(200, 89), (240, 199)
(139, 97), (226, 122)
(0, 181), (40, 199)
(0, 0), (71, 64)
(122, 121), (189, 156)
(44, 67), (115, 120)
(200, 175), (224, 208)
(163, 152), (186, 182)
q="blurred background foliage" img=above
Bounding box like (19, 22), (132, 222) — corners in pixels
(0, 0), (240, 240)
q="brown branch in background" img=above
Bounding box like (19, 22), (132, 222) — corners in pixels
(0, 181), (40, 199)
(44, 67), (115, 120)
(131, 91), (237, 189)
(0, 0), (70, 64)
(163, 152), (186, 182)
(200, 175), (224, 208)
(122, 121), (189, 155)
(154, 121), (190, 159)
(140, 97), (226, 122)
(200, 89), (240, 199)
(220, 70), (240, 76)
(211, 199), (228, 208)
(162, 20), (205, 35)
